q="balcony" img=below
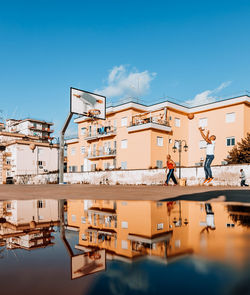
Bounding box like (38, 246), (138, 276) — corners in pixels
(88, 149), (116, 160)
(128, 117), (171, 133)
(85, 128), (116, 141)
(29, 125), (53, 132)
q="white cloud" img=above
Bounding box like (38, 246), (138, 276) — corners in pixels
(186, 81), (232, 106)
(95, 65), (156, 99)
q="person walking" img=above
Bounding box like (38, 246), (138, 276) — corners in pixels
(164, 154), (178, 186)
(198, 127), (216, 184)
(240, 169), (249, 186)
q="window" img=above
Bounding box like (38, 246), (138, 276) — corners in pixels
(81, 165), (84, 172)
(71, 148), (76, 155)
(157, 223), (164, 230)
(226, 137), (235, 146)
(113, 120), (117, 131)
(71, 215), (76, 222)
(175, 118), (180, 127)
(37, 161), (43, 166)
(199, 140), (207, 149)
(121, 139), (128, 149)
(81, 234), (87, 241)
(156, 160), (163, 168)
(121, 240), (128, 249)
(37, 200), (45, 208)
(174, 141), (180, 149)
(121, 221), (128, 229)
(121, 117), (127, 127)
(81, 216), (86, 224)
(104, 162), (110, 170)
(157, 136), (163, 146)
(199, 118), (207, 128)
(226, 112), (235, 123)
(121, 161), (127, 169)
(81, 146), (85, 154)
(81, 127), (86, 135)
(69, 166), (77, 172)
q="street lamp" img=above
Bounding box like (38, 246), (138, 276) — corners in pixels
(172, 140), (188, 179)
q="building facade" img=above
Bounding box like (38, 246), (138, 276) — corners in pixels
(0, 199), (59, 250)
(5, 118), (54, 142)
(66, 95), (250, 172)
(0, 118), (58, 184)
(67, 199), (249, 264)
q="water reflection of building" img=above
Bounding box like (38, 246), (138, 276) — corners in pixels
(67, 200), (250, 264)
(0, 200), (60, 250)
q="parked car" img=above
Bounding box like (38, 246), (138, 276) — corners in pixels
(6, 177), (14, 184)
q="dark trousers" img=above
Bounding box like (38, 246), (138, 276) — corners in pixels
(204, 155), (214, 179)
(165, 169), (177, 184)
(241, 180), (249, 187)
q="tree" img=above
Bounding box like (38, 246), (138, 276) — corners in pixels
(225, 133), (250, 164)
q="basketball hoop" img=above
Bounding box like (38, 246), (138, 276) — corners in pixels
(87, 109), (101, 118)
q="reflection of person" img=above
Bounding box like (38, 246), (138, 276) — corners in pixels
(240, 169), (249, 187)
(198, 127), (216, 184)
(200, 203), (216, 234)
(164, 155), (178, 186)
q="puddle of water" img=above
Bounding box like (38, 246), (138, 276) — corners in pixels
(0, 199), (249, 295)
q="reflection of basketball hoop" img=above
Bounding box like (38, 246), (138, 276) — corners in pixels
(88, 251), (101, 260)
(87, 109), (101, 118)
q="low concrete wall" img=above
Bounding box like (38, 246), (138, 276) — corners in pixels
(14, 164), (250, 186)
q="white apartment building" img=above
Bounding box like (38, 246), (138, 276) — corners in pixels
(0, 200), (59, 250)
(5, 118), (54, 141)
(0, 118), (58, 184)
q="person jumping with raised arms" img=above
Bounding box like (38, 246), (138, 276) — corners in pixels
(198, 127), (216, 184)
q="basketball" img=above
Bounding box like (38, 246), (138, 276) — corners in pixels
(188, 113), (194, 120)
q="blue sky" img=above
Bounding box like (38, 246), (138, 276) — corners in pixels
(0, 0), (250, 136)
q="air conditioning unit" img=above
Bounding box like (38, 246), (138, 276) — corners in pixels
(39, 165), (43, 169)
(221, 161), (228, 165)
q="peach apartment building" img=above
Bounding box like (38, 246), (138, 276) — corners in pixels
(67, 199), (249, 264)
(66, 95), (250, 172)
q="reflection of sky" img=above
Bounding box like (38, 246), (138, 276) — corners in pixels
(89, 259), (250, 295)
(0, 230), (249, 295)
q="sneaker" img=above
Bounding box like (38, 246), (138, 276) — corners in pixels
(163, 183), (168, 186)
(203, 179), (209, 184)
(207, 177), (214, 183)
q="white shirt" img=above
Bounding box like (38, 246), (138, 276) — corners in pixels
(206, 140), (215, 155)
(240, 170), (246, 181)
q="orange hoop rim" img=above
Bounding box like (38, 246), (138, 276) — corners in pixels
(87, 109), (101, 117)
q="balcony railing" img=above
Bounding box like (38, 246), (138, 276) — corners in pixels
(29, 125), (52, 132)
(88, 149), (116, 159)
(85, 128), (116, 141)
(128, 117), (171, 133)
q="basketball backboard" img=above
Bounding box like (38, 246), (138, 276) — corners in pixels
(70, 87), (106, 120)
(71, 249), (106, 280)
